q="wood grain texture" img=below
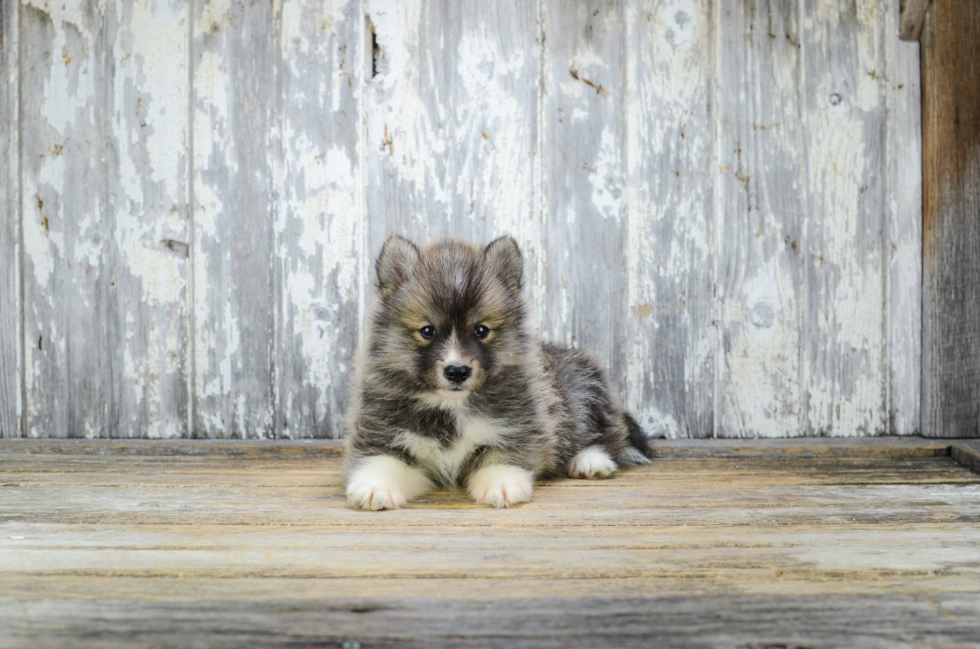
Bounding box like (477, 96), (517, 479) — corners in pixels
(104, 0), (190, 438)
(0, 0), (20, 438)
(1, 442), (979, 647)
(886, 0), (922, 435)
(3, 593), (979, 649)
(625, 0), (715, 439)
(19, 0), (189, 439)
(276, 0), (363, 439)
(714, 0), (804, 437)
(951, 441), (980, 475)
(364, 0), (542, 321)
(899, 0), (931, 41)
(541, 0), (629, 398)
(21, 1), (110, 438)
(8, 1), (925, 439)
(802, 0), (889, 436)
(192, 0), (277, 438)
(921, 0), (980, 438)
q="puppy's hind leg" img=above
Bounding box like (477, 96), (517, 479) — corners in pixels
(346, 455), (433, 511)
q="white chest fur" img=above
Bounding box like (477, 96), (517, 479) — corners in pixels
(392, 413), (513, 485)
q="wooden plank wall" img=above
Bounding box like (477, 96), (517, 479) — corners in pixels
(0, 0), (20, 439)
(192, 0), (276, 438)
(626, 1), (714, 439)
(921, 0), (980, 438)
(0, 0), (924, 439)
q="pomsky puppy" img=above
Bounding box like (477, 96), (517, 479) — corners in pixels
(344, 235), (653, 510)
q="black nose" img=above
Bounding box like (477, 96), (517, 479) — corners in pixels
(444, 365), (472, 384)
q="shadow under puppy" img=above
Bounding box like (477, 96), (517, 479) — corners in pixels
(345, 235), (653, 510)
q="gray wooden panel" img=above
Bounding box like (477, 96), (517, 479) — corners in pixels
(0, 0), (20, 438)
(104, 0), (190, 438)
(541, 0), (628, 395)
(20, 0), (189, 439)
(715, 0), (805, 438)
(625, 0), (714, 438)
(276, 0), (363, 438)
(8, 0), (926, 439)
(364, 0), (542, 315)
(21, 2), (109, 438)
(921, 0), (980, 438)
(885, 1), (922, 435)
(802, 0), (889, 436)
(192, 0), (277, 438)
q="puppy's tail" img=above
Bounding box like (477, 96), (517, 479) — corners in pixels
(618, 412), (654, 466)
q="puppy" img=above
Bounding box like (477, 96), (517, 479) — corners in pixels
(344, 235), (652, 510)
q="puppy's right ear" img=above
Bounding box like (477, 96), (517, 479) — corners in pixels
(376, 235), (420, 294)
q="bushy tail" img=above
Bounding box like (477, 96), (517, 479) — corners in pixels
(618, 412), (654, 466)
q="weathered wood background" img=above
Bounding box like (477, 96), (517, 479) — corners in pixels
(0, 0), (922, 439)
(921, 0), (980, 439)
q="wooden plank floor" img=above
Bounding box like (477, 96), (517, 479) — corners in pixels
(2, 439), (980, 648)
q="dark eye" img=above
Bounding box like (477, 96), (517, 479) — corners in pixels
(474, 325), (490, 339)
(419, 326), (436, 340)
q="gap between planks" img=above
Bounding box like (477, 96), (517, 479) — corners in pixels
(1, 436), (978, 474)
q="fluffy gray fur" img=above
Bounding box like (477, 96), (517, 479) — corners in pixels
(344, 235), (652, 510)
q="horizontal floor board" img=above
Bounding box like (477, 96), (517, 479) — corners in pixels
(2, 594), (979, 649)
(2, 439), (979, 647)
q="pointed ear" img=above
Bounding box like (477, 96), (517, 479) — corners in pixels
(484, 236), (523, 292)
(376, 235), (420, 293)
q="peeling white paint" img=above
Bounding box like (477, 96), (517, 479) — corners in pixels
(12, 0), (922, 440)
(803, 0), (889, 436)
(588, 129), (624, 221)
(123, 0), (186, 199)
(200, 0), (231, 34)
(721, 259), (802, 437)
(626, 0), (713, 437)
(884, 0), (922, 435)
(22, 187), (55, 289)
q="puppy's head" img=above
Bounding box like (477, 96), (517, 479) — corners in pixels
(368, 235), (527, 404)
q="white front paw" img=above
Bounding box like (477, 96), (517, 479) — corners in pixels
(569, 446), (618, 479)
(346, 480), (407, 511)
(345, 455), (432, 511)
(467, 465), (534, 508)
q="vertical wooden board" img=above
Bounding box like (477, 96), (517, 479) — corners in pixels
(277, 0), (362, 438)
(714, 0), (804, 437)
(885, 2), (921, 435)
(103, 0), (189, 438)
(802, 0), (888, 436)
(364, 0), (541, 319)
(192, 0), (277, 438)
(21, 0), (190, 439)
(625, 0), (713, 438)
(921, 0), (980, 437)
(542, 0), (627, 396)
(0, 0), (20, 438)
(21, 1), (109, 438)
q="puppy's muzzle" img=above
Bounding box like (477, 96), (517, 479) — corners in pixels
(444, 365), (472, 385)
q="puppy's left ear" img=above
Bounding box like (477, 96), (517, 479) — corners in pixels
(484, 236), (523, 292)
